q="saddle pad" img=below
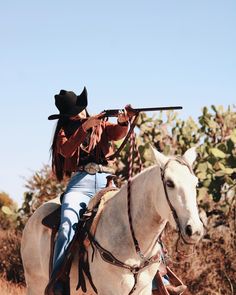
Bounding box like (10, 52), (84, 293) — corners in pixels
(88, 189), (118, 237)
(87, 187), (118, 210)
(42, 206), (61, 230)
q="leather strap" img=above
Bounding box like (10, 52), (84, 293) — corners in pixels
(105, 114), (139, 161)
(78, 163), (115, 175)
(87, 229), (161, 295)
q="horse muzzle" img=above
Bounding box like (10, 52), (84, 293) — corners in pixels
(181, 221), (204, 244)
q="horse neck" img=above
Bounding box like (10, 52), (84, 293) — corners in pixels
(96, 165), (168, 259)
(126, 165), (168, 254)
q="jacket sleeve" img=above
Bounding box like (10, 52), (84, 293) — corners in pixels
(104, 121), (128, 141)
(57, 126), (87, 158)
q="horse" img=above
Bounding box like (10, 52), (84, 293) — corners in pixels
(21, 146), (204, 295)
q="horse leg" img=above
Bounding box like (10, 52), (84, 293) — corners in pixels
(25, 275), (48, 295)
(22, 233), (50, 295)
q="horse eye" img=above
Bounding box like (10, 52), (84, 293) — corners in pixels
(166, 180), (175, 188)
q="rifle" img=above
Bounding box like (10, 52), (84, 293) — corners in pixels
(101, 105), (182, 160)
(100, 106), (183, 117)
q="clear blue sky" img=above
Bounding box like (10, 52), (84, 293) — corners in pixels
(0, 0), (235, 205)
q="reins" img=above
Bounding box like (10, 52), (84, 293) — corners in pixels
(127, 130), (145, 259)
(123, 126), (170, 294)
(105, 114), (139, 161)
(85, 122), (197, 293)
(87, 117), (162, 295)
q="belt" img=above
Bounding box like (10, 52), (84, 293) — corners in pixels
(78, 162), (115, 175)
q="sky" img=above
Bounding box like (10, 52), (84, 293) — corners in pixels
(0, 0), (235, 205)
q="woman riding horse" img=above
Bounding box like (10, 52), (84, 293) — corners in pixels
(45, 88), (135, 294)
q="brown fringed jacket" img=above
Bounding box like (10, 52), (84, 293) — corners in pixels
(56, 120), (128, 175)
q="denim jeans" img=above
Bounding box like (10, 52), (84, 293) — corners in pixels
(52, 171), (109, 272)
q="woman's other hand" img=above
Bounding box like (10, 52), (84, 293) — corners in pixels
(82, 116), (101, 131)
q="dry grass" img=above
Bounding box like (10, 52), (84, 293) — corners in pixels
(0, 198), (235, 294)
(164, 202), (236, 295)
(0, 278), (26, 295)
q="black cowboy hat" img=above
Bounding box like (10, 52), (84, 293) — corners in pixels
(48, 87), (88, 120)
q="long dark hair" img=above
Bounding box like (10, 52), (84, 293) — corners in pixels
(50, 109), (90, 181)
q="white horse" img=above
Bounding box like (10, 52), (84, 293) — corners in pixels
(21, 146), (203, 295)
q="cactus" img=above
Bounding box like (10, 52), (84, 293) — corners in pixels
(116, 105), (236, 208)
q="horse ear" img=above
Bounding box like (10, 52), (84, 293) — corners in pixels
(149, 145), (168, 168)
(183, 147), (197, 167)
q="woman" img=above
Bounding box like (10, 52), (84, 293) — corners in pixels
(46, 87), (133, 294)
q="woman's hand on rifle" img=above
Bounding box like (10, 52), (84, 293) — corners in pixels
(125, 104), (137, 118)
(117, 104), (136, 124)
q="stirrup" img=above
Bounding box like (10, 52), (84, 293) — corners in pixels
(154, 271), (169, 295)
(45, 278), (70, 295)
(153, 270), (186, 295)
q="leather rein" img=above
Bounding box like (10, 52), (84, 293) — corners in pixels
(86, 125), (162, 295)
(85, 125), (194, 293)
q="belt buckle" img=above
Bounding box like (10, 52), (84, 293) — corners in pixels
(84, 163), (98, 175)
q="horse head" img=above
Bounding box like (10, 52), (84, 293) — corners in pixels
(150, 146), (204, 244)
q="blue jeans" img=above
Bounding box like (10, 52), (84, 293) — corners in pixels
(52, 171), (109, 272)
(152, 274), (170, 289)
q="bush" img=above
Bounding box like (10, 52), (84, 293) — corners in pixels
(0, 192), (18, 230)
(0, 230), (25, 285)
(17, 165), (67, 229)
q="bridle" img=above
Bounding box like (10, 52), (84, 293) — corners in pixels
(160, 156), (196, 246)
(126, 154), (196, 269)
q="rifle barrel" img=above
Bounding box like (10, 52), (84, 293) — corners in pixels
(133, 106), (183, 112)
(102, 106), (183, 117)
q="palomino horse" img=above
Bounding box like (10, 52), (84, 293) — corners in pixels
(21, 146), (203, 295)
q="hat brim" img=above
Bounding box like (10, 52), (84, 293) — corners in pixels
(48, 105), (87, 120)
(48, 114), (61, 120)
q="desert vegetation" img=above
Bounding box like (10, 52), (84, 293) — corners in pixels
(0, 278), (25, 295)
(0, 105), (235, 294)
